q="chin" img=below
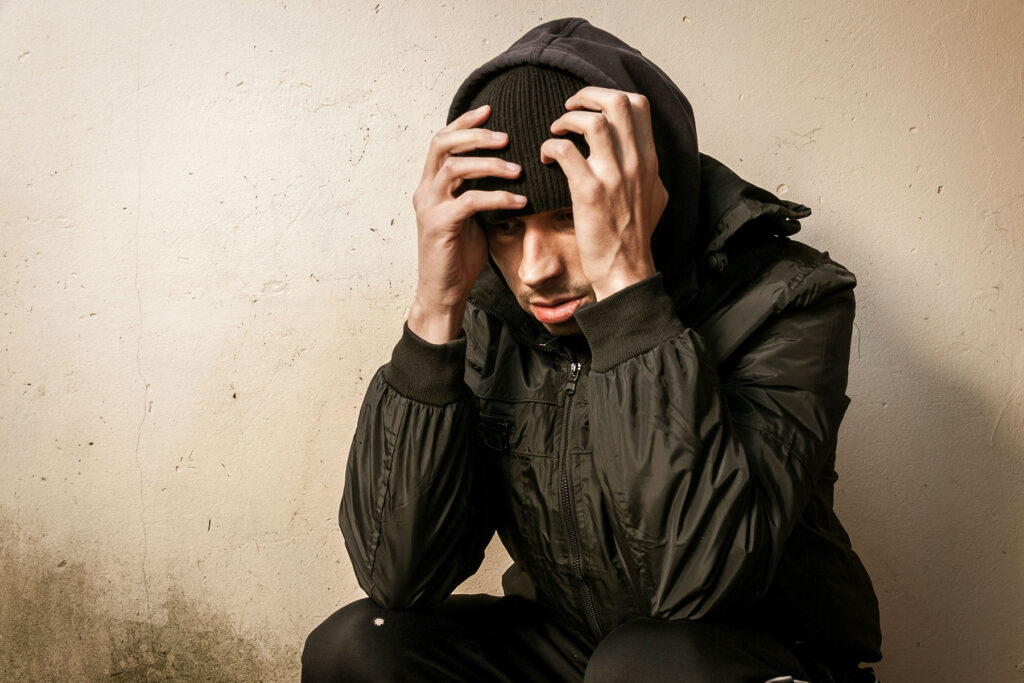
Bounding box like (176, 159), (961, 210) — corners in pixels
(542, 319), (583, 336)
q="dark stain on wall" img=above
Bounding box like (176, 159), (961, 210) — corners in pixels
(0, 511), (299, 681)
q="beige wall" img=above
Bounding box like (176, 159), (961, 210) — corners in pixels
(2, 1), (1021, 680)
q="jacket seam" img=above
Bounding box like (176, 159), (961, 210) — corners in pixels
(529, 28), (559, 61)
(381, 371), (467, 407)
(733, 419), (814, 478)
(782, 257), (839, 298)
(365, 388), (409, 596)
(561, 17), (588, 36)
(507, 44), (617, 87)
(589, 326), (687, 374)
(476, 392), (561, 408)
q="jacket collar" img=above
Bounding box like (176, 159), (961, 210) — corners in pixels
(698, 154), (808, 254)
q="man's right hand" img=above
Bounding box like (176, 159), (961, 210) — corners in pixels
(408, 104), (526, 344)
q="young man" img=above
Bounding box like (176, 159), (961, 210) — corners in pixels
(304, 18), (881, 682)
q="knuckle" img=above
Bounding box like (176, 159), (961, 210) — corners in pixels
(440, 156), (459, 175)
(427, 133), (445, 155)
(552, 138), (574, 153)
(658, 184), (669, 205)
(612, 92), (631, 110)
(631, 93), (650, 111)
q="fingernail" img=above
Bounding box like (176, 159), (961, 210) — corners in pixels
(513, 195), (527, 204)
(505, 162), (520, 172)
(475, 104), (489, 112)
(490, 131), (506, 140)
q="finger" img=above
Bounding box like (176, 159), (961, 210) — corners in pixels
(422, 106), (508, 181)
(625, 93), (656, 162)
(443, 103), (493, 132)
(539, 138), (598, 194)
(565, 87), (636, 137)
(435, 127), (510, 156)
(566, 87), (654, 166)
(549, 110), (618, 163)
(433, 156), (521, 195)
(423, 130), (509, 183)
(451, 190), (527, 220)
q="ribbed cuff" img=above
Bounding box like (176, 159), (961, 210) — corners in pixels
(573, 273), (686, 372)
(382, 323), (467, 405)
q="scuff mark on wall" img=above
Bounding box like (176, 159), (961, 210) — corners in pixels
(0, 512), (298, 680)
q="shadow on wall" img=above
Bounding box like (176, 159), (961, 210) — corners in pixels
(839, 284), (1023, 679)
(0, 511), (299, 681)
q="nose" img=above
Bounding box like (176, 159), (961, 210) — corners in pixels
(517, 223), (565, 289)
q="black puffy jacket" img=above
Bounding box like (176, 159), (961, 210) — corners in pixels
(341, 18), (881, 665)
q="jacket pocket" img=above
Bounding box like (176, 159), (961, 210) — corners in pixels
(478, 414), (511, 451)
(477, 414), (561, 570)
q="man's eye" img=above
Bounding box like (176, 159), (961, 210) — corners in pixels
(555, 210), (574, 223)
(488, 222), (519, 235)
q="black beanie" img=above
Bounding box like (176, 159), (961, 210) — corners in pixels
(460, 64), (589, 225)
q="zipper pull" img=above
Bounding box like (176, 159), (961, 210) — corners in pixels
(565, 361), (581, 395)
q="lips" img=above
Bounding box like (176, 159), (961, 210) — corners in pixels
(531, 296), (584, 325)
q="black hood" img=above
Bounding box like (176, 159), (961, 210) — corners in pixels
(451, 18), (810, 329)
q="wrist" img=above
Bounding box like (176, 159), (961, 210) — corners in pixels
(384, 323), (468, 405)
(408, 296), (465, 344)
(590, 260), (656, 301)
(575, 272), (685, 372)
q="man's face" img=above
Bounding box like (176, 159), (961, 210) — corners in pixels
(481, 207), (594, 336)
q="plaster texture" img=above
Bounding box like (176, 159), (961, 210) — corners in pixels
(1, 1), (1021, 680)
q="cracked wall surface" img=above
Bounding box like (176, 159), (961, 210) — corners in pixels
(1, 1), (1022, 681)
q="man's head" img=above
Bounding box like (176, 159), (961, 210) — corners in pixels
(461, 64), (593, 335)
(449, 19), (702, 324)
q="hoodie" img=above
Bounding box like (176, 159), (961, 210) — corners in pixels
(449, 17), (704, 309)
(340, 17), (882, 666)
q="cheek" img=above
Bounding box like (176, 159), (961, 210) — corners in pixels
(560, 235), (588, 283)
(487, 242), (522, 290)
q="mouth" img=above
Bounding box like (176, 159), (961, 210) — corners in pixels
(530, 296), (585, 325)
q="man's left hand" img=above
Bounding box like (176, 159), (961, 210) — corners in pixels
(541, 86), (669, 300)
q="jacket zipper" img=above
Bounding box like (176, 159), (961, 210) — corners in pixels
(467, 300), (603, 639)
(560, 357), (603, 639)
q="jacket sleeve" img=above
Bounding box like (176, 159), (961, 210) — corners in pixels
(573, 269), (855, 619)
(339, 323), (494, 609)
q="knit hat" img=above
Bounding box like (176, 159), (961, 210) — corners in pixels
(459, 64), (589, 225)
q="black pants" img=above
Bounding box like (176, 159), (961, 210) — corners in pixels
(302, 595), (874, 682)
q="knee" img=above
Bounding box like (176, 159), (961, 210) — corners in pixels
(586, 619), (809, 683)
(301, 598), (401, 683)
(585, 619), (657, 683)
(584, 619), (717, 683)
